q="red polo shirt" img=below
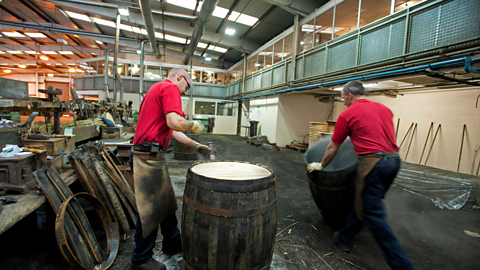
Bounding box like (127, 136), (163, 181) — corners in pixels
(331, 99), (399, 155)
(133, 80), (186, 148)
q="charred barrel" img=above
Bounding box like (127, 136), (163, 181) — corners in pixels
(305, 138), (358, 229)
(174, 131), (199, 160)
(181, 161), (277, 270)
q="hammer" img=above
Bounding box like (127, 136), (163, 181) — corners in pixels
(0, 197), (17, 214)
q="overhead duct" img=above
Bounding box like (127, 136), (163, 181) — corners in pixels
(138, 0), (161, 59)
(183, 0), (219, 65)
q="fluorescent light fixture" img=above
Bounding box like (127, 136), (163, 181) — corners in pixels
(211, 46), (227, 53)
(92, 18), (116, 27)
(56, 64), (62, 65)
(40, 56), (48, 61)
(42, 51), (57, 54)
(0, 52), (5, 54)
(3, 32), (25, 37)
(7, 51), (22, 54)
(225, 28), (236, 35)
(4, 69), (11, 73)
(363, 83), (377, 88)
(254, 63), (261, 67)
(65, 11), (91, 22)
(69, 68), (76, 72)
(26, 64), (36, 65)
(18, 64), (26, 68)
(25, 33), (46, 38)
(62, 115), (70, 117)
(59, 51), (73, 54)
(24, 51), (36, 54)
(197, 42), (208, 48)
(258, 52), (274, 55)
(95, 40), (104, 45)
(205, 57), (212, 61)
(47, 73), (54, 77)
(118, 6), (129, 16)
(301, 25), (322, 32)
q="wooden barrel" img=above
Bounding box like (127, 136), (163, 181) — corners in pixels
(305, 138), (357, 229)
(181, 161), (277, 270)
(174, 131), (199, 160)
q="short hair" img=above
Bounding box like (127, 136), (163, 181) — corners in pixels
(343, 81), (366, 95)
(168, 68), (191, 81)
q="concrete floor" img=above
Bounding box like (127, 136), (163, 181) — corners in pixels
(1, 134), (479, 269)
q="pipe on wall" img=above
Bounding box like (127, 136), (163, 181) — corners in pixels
(138, 0), (161, 59)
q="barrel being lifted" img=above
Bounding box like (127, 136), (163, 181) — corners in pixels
(305, 138), (358, 229)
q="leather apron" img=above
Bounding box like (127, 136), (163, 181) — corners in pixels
(133, 151), (178, 238)
(354, 154), (382, 220)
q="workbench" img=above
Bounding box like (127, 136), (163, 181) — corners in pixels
(0, 169), (77, 235)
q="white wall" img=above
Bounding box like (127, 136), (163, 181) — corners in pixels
(276, 94), (335, 147)
(213, 116), (237, 135)
(249, 98), (279, 143)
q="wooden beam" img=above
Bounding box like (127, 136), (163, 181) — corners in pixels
(0, 4), (25, 21)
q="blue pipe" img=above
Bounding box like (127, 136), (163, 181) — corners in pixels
(231, 57), (479, 100)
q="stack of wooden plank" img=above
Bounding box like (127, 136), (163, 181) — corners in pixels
(69, 142), (136, 235)
(309, 121), (336, 147)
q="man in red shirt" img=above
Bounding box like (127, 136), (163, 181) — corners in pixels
(307, 81), (414, 270)
(131, 68), (212, 270)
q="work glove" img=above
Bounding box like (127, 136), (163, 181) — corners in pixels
(194, 142), (217, 159)
(306, 162), (323, 173)
(191, 120), (205, 135)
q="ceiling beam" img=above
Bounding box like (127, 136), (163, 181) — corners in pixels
(18, 0), (58, 24)
(215, 0), (240, 34)
(240, 6), (276, 39)
(0, 4), (25, 22)
(426, 72), (480, 86)
(56, 6), (84, 30)
(259, 0), (314, 17)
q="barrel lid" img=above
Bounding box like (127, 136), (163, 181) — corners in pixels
(191, 161), (272, 180)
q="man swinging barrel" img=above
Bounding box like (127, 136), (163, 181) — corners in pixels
(130, 68), (213, 270)
(306, 81), (415, 270)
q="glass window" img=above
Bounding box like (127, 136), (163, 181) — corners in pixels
(192, 70), (201, 82)
(161, 67), (171, 80)
(359, 0), (391, 27)
(315, 8), (334, 44)
(283, 33), (293, 59)
(116, 63), (126, 76)
(217, 101), (237, 116)
(246, 57), (254, 75)
(128, 64), (141, 77)
(273, 38), (284, 64)
(194, 100), (216, 115)
(216, 72), (227, 84)
(394, 0), (414, 12)
(264, 45), (273, 68)
(146, 66), (160, 80)
(300, 19), (315, 52)
(255, 53), (264, 71)
(333, 0), (359, 38)
(202, 70), (216, 84)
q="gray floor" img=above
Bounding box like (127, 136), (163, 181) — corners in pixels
(0, 134), (479, 269)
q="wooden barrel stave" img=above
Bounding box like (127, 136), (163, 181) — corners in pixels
(174, 133), (199, 160)
(182, 161), (276, 270)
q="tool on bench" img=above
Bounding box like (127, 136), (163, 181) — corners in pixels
(27, 134), (73, 140)
(0, 184), (26, 195)
(0, 197), (17, 214)
(21, 147), (47, 154)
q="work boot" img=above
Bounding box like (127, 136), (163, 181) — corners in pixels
(131, 259), (166, 270)
(334, 232), (351, 253)
(162, 240), (182, 256)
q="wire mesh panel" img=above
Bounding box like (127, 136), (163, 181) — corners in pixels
(272, 65), (285, 86)
(83, 77), (94, 90)
(253, 74), (262, 90)
(261, 69), (272, 88)
(245, 77), (253, 93)
(327, 38), (358, 73)
(94, 76), (104, 90)
(295, 57), (304, 80)
(193, 85), (210, 96)
(437, 0), (480, 47)
(210, 86), (226, 98)
(408, 4), (441, 53)
(304, 49), (326, 78)
(360, 18), (406, 65)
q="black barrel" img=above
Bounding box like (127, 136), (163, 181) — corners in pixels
(174, 131), (199, 160)
(305, 138), (358, 229)
(181, 161), (277, 270)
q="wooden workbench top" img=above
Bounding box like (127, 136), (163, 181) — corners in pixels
(0, 169), (77, 235)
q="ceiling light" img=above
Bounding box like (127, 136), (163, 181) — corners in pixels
(155, 32), (163, 38)
(205, 57), (212, 61)
(25, 33), (46, 38)
(65, 11), (91, 22)
(225, 28), (236, 35)
(258, 52), (274, 55)
(165, 35), (186, 43)
(4, 69), (11, 73)
(73, 35), (79, 38)
(333, 87), (343, 91)
(300, 41), (304, 45)
(92, 18), (116, 28)
(7, 51), (22, 54)
(59, 51), (74, 55)
(118, 6), (129, 16)
(42, 51), (57, 54)
(3, 32), (25, 37)
(24, 51), (36, 54)
(18, 64), (26, 68)
(95, 40), (104, 45)
(47, 73), (54, 77)
(40, 55), (48, 61)
(197, 42), (208, 48)
(69, 68), (76, 72)
(211, 46), (228, 53)
(254, 63), (261, 67)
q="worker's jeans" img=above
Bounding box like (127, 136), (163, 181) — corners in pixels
(131, 212), (182, 265)
(337, 156), (415, 270)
